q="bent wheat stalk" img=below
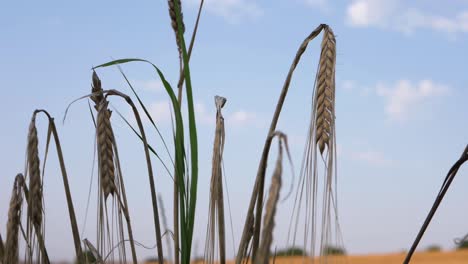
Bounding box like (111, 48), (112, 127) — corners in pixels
(286, 25), (343, 261)
(204, 96), (227, 264)
(255, 132), (290, 264)
(33, 110), (83, 262)
(236, 24), (328, 264)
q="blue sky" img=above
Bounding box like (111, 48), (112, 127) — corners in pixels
(1, 0), (468, 262)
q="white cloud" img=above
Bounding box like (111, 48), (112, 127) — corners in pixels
(346, 0), (468, 35)
(346, 0), (397, 28)
(138, 100), (258, 129)
(132, 79), (163, 92)
(187, 0), (263, 24)
(304, 0), (328, 10)
(341, 80), (356, 91)
(227, 110), (257, 126)
(147, 101), (172, 123)
(194, 102), (214, 125)
(350, 149), (393, 166)
(377, 79), (449, 121)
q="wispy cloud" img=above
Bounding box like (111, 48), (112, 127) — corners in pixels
(346, 0), (468, 35)
(376, 79), (449, 121)
(303, 0), (328, 11)
(341, 80), (356, 91)
(132, 100), (259, 129)
(350, 149), (394, 166)
(187, 0), (263, 24)
(131, 79), (163, 92)
(227, 110), (257, 127)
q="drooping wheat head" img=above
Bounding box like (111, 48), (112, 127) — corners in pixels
(27, 115), (43, 228)
(315, 26), (336, 154)
(91, 71), (116, 199)
(4, 174), (24, 264)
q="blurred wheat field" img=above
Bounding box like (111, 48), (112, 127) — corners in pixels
(268, 250), (468, 264)
(181, 250), (468, 264)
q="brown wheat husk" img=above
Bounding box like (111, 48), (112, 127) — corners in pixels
(86, 87), (163, 264)
(91, 71), (117, 199)
(90, 73), (138, 264)
(315, 26), (336, 154)
(27, 115), (43, 229)
(4, 174), (24, 264)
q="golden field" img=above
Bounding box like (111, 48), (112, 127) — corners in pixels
(268, 250), (468, 264)
(170, 250), (468, 264)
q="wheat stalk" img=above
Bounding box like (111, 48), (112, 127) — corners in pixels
(315, 26), (336, 154)
(204, 96), (227, 264)
(33, 109), (83, 262)
(27, 115), (43, 229)
(255, 132), (287, 264)
(4, 174), (24, 264)
(236, 24), (327, 264)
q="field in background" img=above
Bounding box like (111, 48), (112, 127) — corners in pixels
(176, 250), (468, 264)
(270, 250), (468, 264)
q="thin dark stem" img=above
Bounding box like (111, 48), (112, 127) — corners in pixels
(176, 0), (205, 101)
(104, 90), (165, 264)
(112, 137), (138, 264)
(403, 145), (468, 264)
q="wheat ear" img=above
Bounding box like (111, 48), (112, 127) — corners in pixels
(27, 115), (43, 229)
(168, 0), (186, 57)
(4, 174), (24, 264)
(315, 26), (336, 154)
(91, 71), (116, 199)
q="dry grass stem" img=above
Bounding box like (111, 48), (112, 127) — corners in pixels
(4, 174), (24, 264)
(255, 132), (288, 264)
(158, 195), (173, 263)
(205, 96), (227, 264)
(34, 110), (83, 262)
